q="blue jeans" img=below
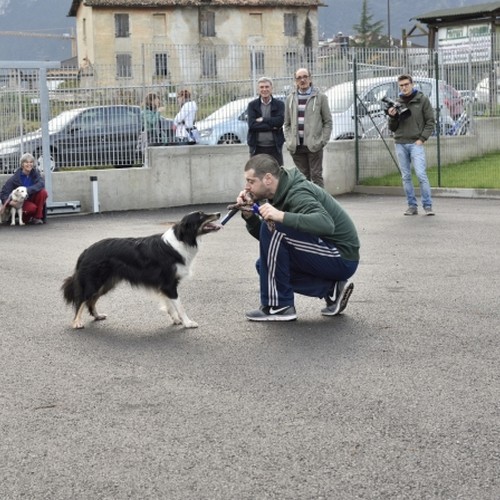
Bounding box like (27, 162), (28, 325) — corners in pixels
(256, 222), (358, 307)
(395, 143), (432, 208)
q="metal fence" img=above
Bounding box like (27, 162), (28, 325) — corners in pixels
(1, 44), (499, 187)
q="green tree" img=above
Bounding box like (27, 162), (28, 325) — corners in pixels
(352, 0), (385, 48)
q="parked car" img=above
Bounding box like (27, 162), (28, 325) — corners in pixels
(197, 95), (286, 145)
(0, 105), (175, 174)
(197, 97), (255, 145)
(324, 77), (465, 140)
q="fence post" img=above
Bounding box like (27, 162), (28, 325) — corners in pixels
(434, 51), (442, 187)
(353, 55), (360, 183)
(250, 46), (257, 96)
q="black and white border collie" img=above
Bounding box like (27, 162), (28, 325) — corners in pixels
(62, 211), (221, 330)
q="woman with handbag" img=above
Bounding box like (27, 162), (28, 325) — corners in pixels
(173, 89), (198, 143)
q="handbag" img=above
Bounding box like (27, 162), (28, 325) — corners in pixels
(188, 127), (200, 144)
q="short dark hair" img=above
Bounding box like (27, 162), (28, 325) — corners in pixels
(398, 74), (413, 83)
(244, 154), (280, 178)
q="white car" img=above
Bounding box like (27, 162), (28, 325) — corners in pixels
(324, 77), (465, 140)
(196, 95), (286, 146)
(197, 97), (254, 145)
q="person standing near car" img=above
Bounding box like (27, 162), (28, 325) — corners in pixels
(284, 68), (332, 187)
(174, 89), (198, 143)
(247, 77), (285, 165)
(141, 92), (167, 145)
(387, 74), (436, 216)
(0, 153), (48, 224)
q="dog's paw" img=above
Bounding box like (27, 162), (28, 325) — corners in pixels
(93, 314), (107, 321)
(72, 320), (85, 329)
(171, 315), (182, 325)
(19, 221), (25, 226)
(183, 319), (199, 329)
(10, 222), (15, 226)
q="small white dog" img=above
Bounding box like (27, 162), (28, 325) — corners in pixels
(9, 186), (28, 226)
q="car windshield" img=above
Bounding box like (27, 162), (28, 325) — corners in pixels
(46, 109), (83, 133)
(325, 81), (384, 113)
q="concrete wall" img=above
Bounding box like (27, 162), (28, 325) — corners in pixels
(1, 118), (498, 214)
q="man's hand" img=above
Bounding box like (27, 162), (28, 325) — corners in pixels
(388, 107), (398, 117)
(236, 190), (253, 205)
(257, 203), (284, 223)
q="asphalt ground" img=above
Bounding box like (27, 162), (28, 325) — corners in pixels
(1, 194), (499, 499)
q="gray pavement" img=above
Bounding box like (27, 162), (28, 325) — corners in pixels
(1, 194), (499, 499)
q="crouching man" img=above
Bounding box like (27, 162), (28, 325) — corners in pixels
(237, 154), (360, 321)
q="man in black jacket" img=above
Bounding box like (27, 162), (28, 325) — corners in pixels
(247, 77), (285, 165)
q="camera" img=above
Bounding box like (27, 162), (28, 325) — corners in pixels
(381, 96), (411, 120)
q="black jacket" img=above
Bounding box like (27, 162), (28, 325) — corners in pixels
(246, 96), (285, 155)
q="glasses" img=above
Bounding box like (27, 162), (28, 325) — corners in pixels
(399, 82), (412, 88)
(295, 75), (310, 81)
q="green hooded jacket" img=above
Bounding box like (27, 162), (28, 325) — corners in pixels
(245, 166), (360, 261)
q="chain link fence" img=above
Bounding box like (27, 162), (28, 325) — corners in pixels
(1, 44), (499, 187)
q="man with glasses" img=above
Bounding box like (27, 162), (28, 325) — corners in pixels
(387, 74), (436, 216)
(284, 68), (332, 187)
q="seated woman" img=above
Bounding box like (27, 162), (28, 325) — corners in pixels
(0, 153), (48, 224)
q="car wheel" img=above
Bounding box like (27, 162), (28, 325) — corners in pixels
(36, 152), (57, 173)
(218, 134), (241, 145)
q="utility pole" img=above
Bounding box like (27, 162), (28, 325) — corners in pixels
(387, 0), (391, 46)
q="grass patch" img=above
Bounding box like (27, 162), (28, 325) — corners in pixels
(360, 152), (500, 189)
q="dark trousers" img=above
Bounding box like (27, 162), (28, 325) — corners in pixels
(252, 145), (283, 166)
(256, 222), (358, 307)
(291, 145), (325, 187)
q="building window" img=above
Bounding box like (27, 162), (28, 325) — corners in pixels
(250, 51), (265, 74)
(249, 13), (263, 36)
(152, 14), (167, 36)
(284, 13), (298, 37)
(285, 51), (298, 74)
(115, 14), (130, 38)
(155, 53), (168, 77)
(201, 48), (217, 78)
(116, 53), (132, 78)
(200, 11), (215, 37)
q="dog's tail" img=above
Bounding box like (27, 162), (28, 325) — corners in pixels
(62, 274), (79, 306)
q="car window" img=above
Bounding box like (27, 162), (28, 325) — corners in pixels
(414, 82), (432, 97)
(108, 106), (140, 127)
(363, 83), (397, 105)
(74, 109), (106, 132)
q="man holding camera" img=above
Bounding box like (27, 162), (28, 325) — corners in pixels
(387, 74), (436, 216)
